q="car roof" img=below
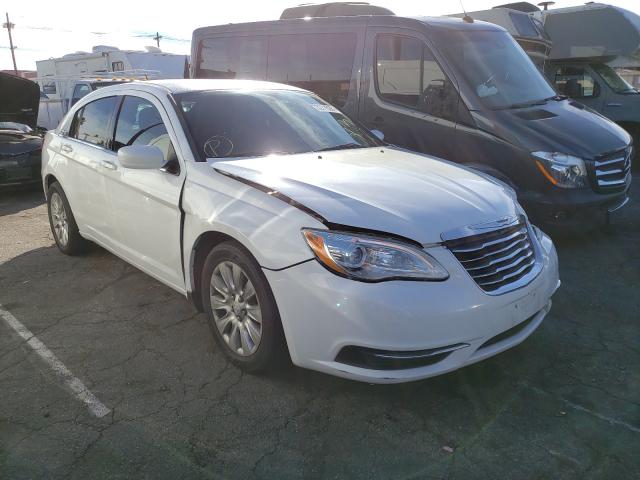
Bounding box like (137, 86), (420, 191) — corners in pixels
(101, 79), (306, 95)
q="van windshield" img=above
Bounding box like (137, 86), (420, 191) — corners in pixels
(174, 89), (380, 160)
(591, 63), (638, 94)
(438, 30), (556, 109)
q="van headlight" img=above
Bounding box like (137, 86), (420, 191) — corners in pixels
(302, 229), (449, 282)
(532, 151), (588, 189)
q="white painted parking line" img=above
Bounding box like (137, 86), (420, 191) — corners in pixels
(0, 304), (111, 418)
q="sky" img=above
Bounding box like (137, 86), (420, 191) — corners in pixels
(2, 0), (639, 71)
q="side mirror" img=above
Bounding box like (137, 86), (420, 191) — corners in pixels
(371, 129), (384, 141)
(117, 145), (165, 170)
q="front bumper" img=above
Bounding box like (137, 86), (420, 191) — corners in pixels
(265, 231), (560, 383)
(0, 151), (42, 188)
(519, 182), (631, 228)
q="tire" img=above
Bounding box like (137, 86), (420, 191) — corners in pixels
(47, 181), (86, 255)
(200, 241), (288, 373)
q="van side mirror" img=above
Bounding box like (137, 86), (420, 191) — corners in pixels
(117, 145), (165, 170)
(371, 129), (384, 141)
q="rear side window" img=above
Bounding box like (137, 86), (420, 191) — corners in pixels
(114, 96), (176, 162)
(198, 36), (268, 80)
(267, 33), (357, 108)
(71, 96), (118, 148)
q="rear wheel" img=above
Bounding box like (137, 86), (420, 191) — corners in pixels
(201, 241), (288, 372)
(47, 182), (86, 255)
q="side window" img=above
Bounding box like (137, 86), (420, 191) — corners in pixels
(376, 35), (457, 121)
(198, 36), (267, 80)
(376, 35), (422, 108)
(72, 96), (118, 148)
(71, 84), (91, 106)
(554, 66), (597, 98)
(267, 33), (357, 108)
(114, 96), (176, 163)
(112, 61), (124, 71)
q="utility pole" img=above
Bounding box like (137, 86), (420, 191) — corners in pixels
(153, 32), (162, 48)
(3, 12), (18, 74)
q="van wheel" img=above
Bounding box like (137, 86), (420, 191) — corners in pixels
(47, 182), (86, 255)
(200, 241), (288, 373)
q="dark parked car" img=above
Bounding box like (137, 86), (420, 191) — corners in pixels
(1, 72), (43, 189)
(191, 9), (632, 228)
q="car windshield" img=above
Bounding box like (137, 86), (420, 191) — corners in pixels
(174, 89), (380, 160)
(437, 30), (556, 109)
(591, 63), (638, 94)
(0, 122), (32, 132)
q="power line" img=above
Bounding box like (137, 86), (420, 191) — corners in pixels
(3, 12), (18, 73)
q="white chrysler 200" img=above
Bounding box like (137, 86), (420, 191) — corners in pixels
(42, 80), (560, 383)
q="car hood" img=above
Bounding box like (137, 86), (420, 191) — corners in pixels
(0, 130), (42, 157)
(0, 72), (40, 129)
(474, 99), (631, 158)
(212, 147), (519, 244)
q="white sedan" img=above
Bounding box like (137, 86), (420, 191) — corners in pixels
(42, 80), (560, 383)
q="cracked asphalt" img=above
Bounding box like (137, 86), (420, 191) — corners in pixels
(0, 186), (638, 479)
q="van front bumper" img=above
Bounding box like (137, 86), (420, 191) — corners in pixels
(264, 232), (560, 383)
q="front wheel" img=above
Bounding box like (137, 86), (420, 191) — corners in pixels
(200, 241), (288, 373)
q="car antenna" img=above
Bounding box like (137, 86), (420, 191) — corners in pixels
(459, 0), (474, 23)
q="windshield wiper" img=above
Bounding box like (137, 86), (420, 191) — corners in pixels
(313, 143), (366, 152)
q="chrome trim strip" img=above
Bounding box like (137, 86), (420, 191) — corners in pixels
(598, 177), (627, 186)
(476, 257), (536, 286)
(596, 168), (624, 177)
(595, 156), (626, 167)
(464, 242), (532, 271)
(459, 237), (529, 264)
(608, 196), (629, 214)
(440, 215), (523, 242)
(449, 228), (527, 254)
(471, 250), (534, 279)
(371, 343), (470, 360)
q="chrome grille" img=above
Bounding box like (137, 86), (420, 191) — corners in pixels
(443, 218), (540, 295)
(592, 147), (632, 192)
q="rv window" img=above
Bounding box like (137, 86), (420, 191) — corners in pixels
(72, 96), (118, 148)
(375, 35), (457, 121)
(72, 84), (91, 106)
(198, 36), (268, 80)
(112, 61), (125, 72)
(509, 13), (538, 38)
(42, 81), (56, 95)
(554, 66), (597, 98)
(267, 33), (357, 108)
(113, 96), (177, 162)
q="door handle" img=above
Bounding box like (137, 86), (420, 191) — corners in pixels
(60, 144), (73, 153)
(101, 160), (117, 170)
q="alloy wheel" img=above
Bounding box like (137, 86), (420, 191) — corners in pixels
(50, 192), (69, 247)
(210, 260), (262, 356)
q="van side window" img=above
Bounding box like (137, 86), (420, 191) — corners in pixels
(554, 66), (597, 98)
(72, 96), (118, 148)
(267, 33), (357, 108)
(199, 36), (268, 80)
(376, 35), (457, 121)
(114, 96), (177, 163)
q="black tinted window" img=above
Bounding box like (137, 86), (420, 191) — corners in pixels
(376, 35), (457, 120)
(114, 96), (176, 162)
(198, 36), (267, 80)
(176, 89), (379, 160)
(267, 33), (357, 108)
(554, 66), (597, 98)
(72, 96), (118, 148)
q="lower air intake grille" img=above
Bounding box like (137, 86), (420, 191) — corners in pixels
(443, 218), (541, 295)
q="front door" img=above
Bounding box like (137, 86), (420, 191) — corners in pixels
(360, 28), (459, 160)
(102, 93), (186, 292)
(551, 64), (606, 112)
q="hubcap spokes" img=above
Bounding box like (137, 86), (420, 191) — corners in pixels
(210, 261), (262, 356)
(50, 193), (69, 247)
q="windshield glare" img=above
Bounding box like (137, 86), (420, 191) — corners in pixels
(591, 63), (637, 94)
(175, 90), (380, 160)
(439, 30), (556, 109)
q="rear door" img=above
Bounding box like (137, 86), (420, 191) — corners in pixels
(103, 92), (186, 292)
(57, 96), (120, 244)
(360, 28), (459, 160)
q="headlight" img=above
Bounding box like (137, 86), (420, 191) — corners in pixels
(532, 151), (588, 189)
(302, 229), (449, 282)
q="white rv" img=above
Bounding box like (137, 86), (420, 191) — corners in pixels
(36, 46), (188, 129)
